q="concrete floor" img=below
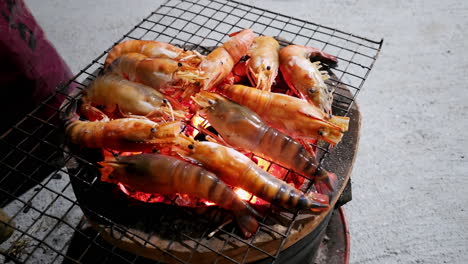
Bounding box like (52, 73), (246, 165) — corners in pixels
(25, 0), (468, 263)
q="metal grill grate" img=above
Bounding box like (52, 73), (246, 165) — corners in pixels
(0, 0), (382, 263)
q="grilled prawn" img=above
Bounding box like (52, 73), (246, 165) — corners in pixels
(82, 74), (185, 121)
(99, 153), (260, 238)
(108, 29), (255, 99)
(198, 29), (255, 91)
(192, 92), (335, 189)
(62, 103), (181, 152)
(246, 36), (280, 91)
(108, 53), (205, 102)
(279, 45), (338, 115)
(221, 84), (349, 145)
(104, 40), (203, 67)
(176, 137), (329, 212)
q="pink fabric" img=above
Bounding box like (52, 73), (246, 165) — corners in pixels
(0, 0), (72, 131)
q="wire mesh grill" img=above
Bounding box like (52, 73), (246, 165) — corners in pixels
(0, 0), (382, 263)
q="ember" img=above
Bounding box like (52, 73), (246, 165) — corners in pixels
(189, 115), (210, 137)
(117, 183), (130, 196)
(116, 183), (268, 207)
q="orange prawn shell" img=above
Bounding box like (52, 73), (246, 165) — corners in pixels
(99, 152), (260, 237)
(65, 118), (180, 151)
(176, 138), (329, 212)
(135, 58), (188, 89)
(83, 74), (171, 117)
(104, 40), (201, 67)
(279, 45), (335, 115)
(107, 53), (148, 81)
(222, 84), (348, 144)
(246, 36), (280, 91)
(199, 29), (255, 90)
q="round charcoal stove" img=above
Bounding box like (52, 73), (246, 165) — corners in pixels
(64, 73), (360, 263)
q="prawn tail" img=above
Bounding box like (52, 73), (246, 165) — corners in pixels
(233, 201), (261, 238)
(305, 192), (330, 213)
(314, 169), (338, 195)
(228, 29), (244, 37)
(305, 46), (339, 67)
(98, 159), (120, 183)
(224, 29), (255, 63)
(60, 100), (79, 127)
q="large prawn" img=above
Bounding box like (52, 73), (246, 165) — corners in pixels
(99, 153), (260, 238)
(279, 45), (338, 115)
(221, 84), (349, 145)
(198, 29), (255, 91)
(245, 36), (280, 91)
(108, 53), (205, 102)
(175, 136), (329, 212)
(104, 40), (203, 68)
(62, 102), (181, 152)
(192, 92), (336, 189)
(107, 29), (255, 99)
(82, 74), (185, 121)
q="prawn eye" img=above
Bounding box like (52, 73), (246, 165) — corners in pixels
(162, 99), (168, 104)
(150, 128), (157, 133)
(207, 99), (215, 105)
(266, 65), (271, 70)
(188, 144), (194, 150)
(318, 130), (324, 136)
(309, 88), (316, 94)
(177, 62), (182, 67)
(240, 55), (250, 61)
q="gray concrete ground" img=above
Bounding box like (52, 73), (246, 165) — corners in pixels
(24, 0), (468, 263)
